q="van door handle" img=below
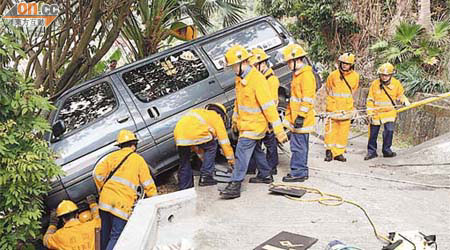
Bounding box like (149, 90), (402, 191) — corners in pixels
(208, 80), (215, 84)
(117, 116), (130, 123)
(148, 107), (160, 119)
(152, 107), (160, 117)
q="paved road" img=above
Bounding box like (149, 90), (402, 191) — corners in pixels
(187, 134), (450, 249)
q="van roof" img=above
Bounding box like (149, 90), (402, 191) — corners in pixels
(58, 15), (273, 100)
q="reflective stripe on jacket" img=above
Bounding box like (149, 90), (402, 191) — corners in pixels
(174, 109), (234, 160)
(93, 147), (157, 220)
(234, 67), (283, 139)
(43, 219), (98, 250)
(326, 69), (359, 114)
(285, 65), (316, 133)
(366, 77), (408, 125)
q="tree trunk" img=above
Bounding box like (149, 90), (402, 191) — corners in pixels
(418, 0), (432, 32)
(389, 0), (413, 35)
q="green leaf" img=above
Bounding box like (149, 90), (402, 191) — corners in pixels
(394, 22), (423, 46)
(109, 49), (122, 62)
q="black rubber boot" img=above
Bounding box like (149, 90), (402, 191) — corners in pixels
(383, 152), (397, 158)
(324, 150), (332, 162)
(364, 153), (378, 161)
(271, 168), (278, 175)
(282, 174), (308, 182)
(249, 175), (273, 184)
(220, 181), (241, 199)
(198, 175), (217, 186)
(333, 154), (347, 162)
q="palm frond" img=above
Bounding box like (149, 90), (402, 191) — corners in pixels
(198, 0), (245, 28)
(394, 22), (424, 46)
(369, 40), (389, 52)
(218, 0), (245, 27)
(430, 20), (450, 45)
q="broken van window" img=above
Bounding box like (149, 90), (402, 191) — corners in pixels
(202, 22), (283, 70)
(57, 82), (116, 135)
(122, 49), (209, 103)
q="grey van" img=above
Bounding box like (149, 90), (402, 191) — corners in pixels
(44, 15), (320, 211)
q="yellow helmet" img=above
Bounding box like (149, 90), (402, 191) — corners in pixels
(281, 44), (307, 62)
(116, 129), (138, 146)
(338, 53), (355, 65)
(224, 45), (251, 66)
(249, 48), (270, 65)
(377, 63), (395, 75)
(78, 210), (92, 223)
(56, 200), (78, 217)
(205, 103), (227, 120)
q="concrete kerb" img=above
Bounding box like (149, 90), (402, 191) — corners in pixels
(114, 188), (197, 250)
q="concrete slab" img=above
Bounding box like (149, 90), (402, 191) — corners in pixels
(115, 188), (197, 250)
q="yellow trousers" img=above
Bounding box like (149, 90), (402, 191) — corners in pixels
(324, 119), (351, 157)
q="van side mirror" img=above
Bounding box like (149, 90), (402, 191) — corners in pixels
(52, 120), (66, 139)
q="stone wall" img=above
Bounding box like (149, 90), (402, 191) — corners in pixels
(395, 93), (450, 145)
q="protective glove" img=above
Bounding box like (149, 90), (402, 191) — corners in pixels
(294, 116), (304, 129)
(227, 159), (235, 168)
(86, 194), (97, 205)
(49, 210), (58, 226)
(275, 131), (288, 144)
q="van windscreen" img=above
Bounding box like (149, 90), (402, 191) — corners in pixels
(202, 22), (282, 70)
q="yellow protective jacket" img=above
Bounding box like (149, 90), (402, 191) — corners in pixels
(174, 109), (234, 160)
(43, 201), (101, 249)
(326, 69), (359, 118)
(233, 67), (284, 139)
(43, 219), (98, 250)
(264, 68), (280, 104)
(285, 65), (316, 133)
(367, 77), (408, 125)
(93, 147), (157, 220)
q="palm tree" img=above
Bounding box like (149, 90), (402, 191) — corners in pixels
(371, 22), (424, 64)
(121, 0), (245, 60)
(370, 20), (450, 95)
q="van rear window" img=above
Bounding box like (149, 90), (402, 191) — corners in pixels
(202, 22), (282, 70)
(57, 82), (116, 135)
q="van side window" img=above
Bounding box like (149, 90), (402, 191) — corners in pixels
(202, 22), (283, 70)
(122, 49), (209, 103)
(57, 82), (116, 135)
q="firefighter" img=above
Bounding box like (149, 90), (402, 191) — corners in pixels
(365, 63), (410, 160)
(43, 195), (99, 250)
(281, 44), (316, 182)
(220, 45), (288, 199)
(324, 53), (360, 162)
(247, 48), (280, 175)
(93, 129), (157, 250)
(173, 103), (235, 190)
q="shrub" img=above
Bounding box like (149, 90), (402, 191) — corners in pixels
(0, 29), (61, 250)
(371, 20), (450, 95)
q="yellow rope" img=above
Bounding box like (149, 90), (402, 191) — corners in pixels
(270, 182), (393, 244)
